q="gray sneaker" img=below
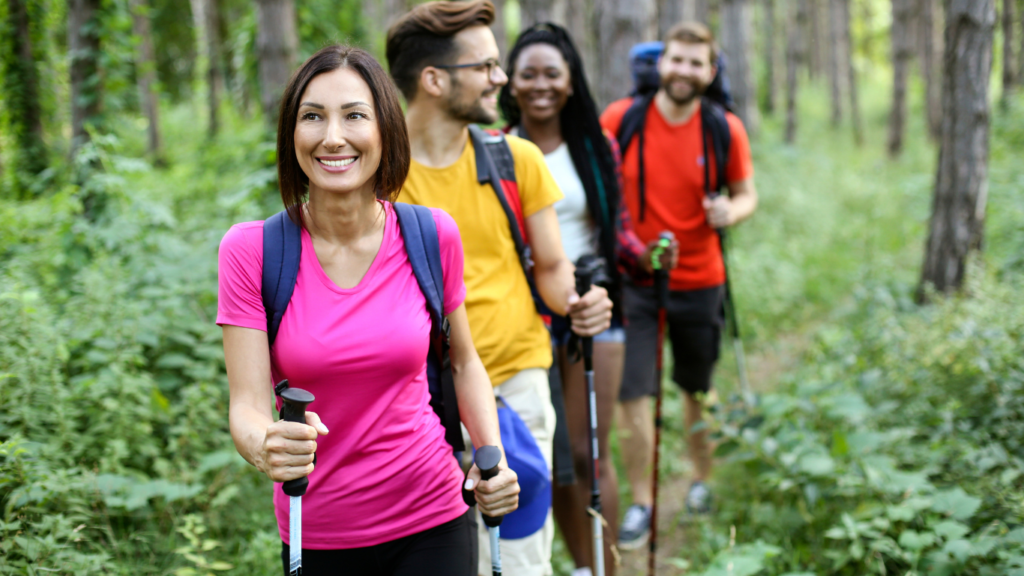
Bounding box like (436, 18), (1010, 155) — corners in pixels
(618, 504), (652, 550)
(685, 481), (713, 515)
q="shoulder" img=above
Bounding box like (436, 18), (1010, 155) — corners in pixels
(600, 97), (635, 133)
(722, 111), (749, 140)
(220, 221), (265, 256)
(428, 207), (462, 243)
(504, 133), (546, 165)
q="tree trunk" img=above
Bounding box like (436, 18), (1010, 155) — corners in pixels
(721, 0), (758, 132)
(841, 0), (863, 145)
(594, 0), (655, 108)
(130, 0), (162, 160)
(3, 0), (48, 196)
(190, 0), (224, 137)
(659, 0), (685, 38)
(828, 0), (844, 125)
(1002, 0), (1016, 97)
(919, 0), (995, 296)
(919, 0), (942, 139)
(807, 0), (822, 79)
(255, 0), (298, 125)
(762, 0), (777, 113)
(68, 0), (102, 160)
(520, 0), (556, 29)
(888, 0), (913, 157)
(1019, 0), (1024, 84)
(784, 0), (805, 143)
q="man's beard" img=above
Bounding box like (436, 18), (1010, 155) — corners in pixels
(446, 76), (499, 124)
(660, 74), (707, 106)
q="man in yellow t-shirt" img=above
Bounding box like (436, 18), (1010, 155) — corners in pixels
(387, 2), (613, 575)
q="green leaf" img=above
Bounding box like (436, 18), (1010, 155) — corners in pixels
(797, 453), (835, 476)
(208, 561), (234, 571)
(940, 539), (974, 562)
(898, 529), (937, 551)
(933, 520), (969, 541)
(931, 487), (982, 521)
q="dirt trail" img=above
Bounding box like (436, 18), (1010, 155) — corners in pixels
(613, 330), (813, 575)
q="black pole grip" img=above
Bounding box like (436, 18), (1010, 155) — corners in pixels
(277, 382), (315, 497)
(574, 263), (594, 361)
(475, 445), (503, 528)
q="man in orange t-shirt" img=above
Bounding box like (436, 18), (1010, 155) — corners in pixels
(600, 21), (758, 545)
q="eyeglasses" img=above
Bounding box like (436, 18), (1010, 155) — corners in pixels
(433, 58), (503, 76)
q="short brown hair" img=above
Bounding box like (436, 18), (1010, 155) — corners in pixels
(276, 45), (410, 225)
(663, 21), (718, 63)
(386, 1), (496, 100)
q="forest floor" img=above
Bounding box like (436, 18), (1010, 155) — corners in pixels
(614, 326), (817, 576)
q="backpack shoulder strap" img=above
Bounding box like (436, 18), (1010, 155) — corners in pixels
(616, 93), (654, 155)
(468, 124), (534, 278)
(262, 210), (302, 347)
(699, 98), (732, 194)
(393, 202), (465, 452)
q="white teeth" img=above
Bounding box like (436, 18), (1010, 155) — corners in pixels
(320, 158), (356, 167)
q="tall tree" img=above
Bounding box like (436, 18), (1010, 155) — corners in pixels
(807, 0), (822, 78)
(762, 0), (777, 114)
(190, 0), (224, 137)
(1002, 0), (1016, 98)
(520, 0), (555, 28)
(887, 0), (913, 157)
(841, 0), (863, 144)
(784, 0), (806, 143)
(255, 0), (297, 125)
(919, 0), (942, 139)
(130, 0), (161, 160)
(593, 0), (655, 108)
(1019, 0), (1024, 84)
(919, 0), (996, 296)
(721, 0), (758, 133)
(2, 0), (48, 197)
(68, 0), (102, 161)
(492, 0), (507, 59)
(827, 0), (844, 126)
(659, 0), (685, 38)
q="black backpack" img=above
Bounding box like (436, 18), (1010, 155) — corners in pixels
(617, 53), (736, 221)
(261, 203), (465, 452)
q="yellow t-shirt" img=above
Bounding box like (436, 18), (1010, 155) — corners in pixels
(400, 133), (563, 387)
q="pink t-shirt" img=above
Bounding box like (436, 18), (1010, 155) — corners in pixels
(216, 202), (469, 549)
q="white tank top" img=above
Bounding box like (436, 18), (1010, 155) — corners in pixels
(544, 142), (596, 264)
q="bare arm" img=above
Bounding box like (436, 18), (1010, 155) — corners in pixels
(526, 206), (613, 336)
(447, 303), (519, 517)
(222, 325), (326, 482)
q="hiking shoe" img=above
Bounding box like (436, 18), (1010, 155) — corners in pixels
(618, 504), (652, 550)
(685, 481), (713, 515)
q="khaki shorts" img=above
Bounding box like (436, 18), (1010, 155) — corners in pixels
(471, 368), (556, 576)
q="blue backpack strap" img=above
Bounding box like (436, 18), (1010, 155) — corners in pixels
(262, 210), (302, 347)
(394, 202), (466, 453)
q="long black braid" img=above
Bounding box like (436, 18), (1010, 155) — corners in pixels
(499, 23), (624, 313)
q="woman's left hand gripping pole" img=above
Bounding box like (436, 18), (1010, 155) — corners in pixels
(276, 380), (316, 576)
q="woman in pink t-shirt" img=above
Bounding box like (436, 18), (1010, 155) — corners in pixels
(217, 45), (519, 576)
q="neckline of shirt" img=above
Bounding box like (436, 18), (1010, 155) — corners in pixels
(301, 202), (395, 295)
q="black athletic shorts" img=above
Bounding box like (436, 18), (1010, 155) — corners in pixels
(281, 507), (478, 576)
(619, 282), (724, 401)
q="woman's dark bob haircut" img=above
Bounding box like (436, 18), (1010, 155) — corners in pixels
(277, 45), (410, 225)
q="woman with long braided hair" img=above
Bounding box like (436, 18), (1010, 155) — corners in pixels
(500, 23), (676, 576)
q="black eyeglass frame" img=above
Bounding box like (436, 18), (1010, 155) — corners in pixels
(431, 59), (503, 75)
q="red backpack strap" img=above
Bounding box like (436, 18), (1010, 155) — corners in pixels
(468, 125), (532, 273)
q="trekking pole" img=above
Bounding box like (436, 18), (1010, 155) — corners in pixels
(275, 380), (315, 576)
(575, 258), (605, 576)
(709, 193), (753, 405)
(475, 445), (504, 576)
(647, 232), (673, 576)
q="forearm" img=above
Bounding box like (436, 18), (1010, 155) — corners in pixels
(453, 358), (501, 449)
(229, 402), (274, 472)
(534, 258), (576, 316)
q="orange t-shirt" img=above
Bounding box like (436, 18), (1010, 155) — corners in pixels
(600, 98), (753, 291)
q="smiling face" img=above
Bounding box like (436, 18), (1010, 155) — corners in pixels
(441, 25), (508, 124)
(293, 67), (382, 198)
(510, 43), (572, 125)
(658, 40), (716, 106)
